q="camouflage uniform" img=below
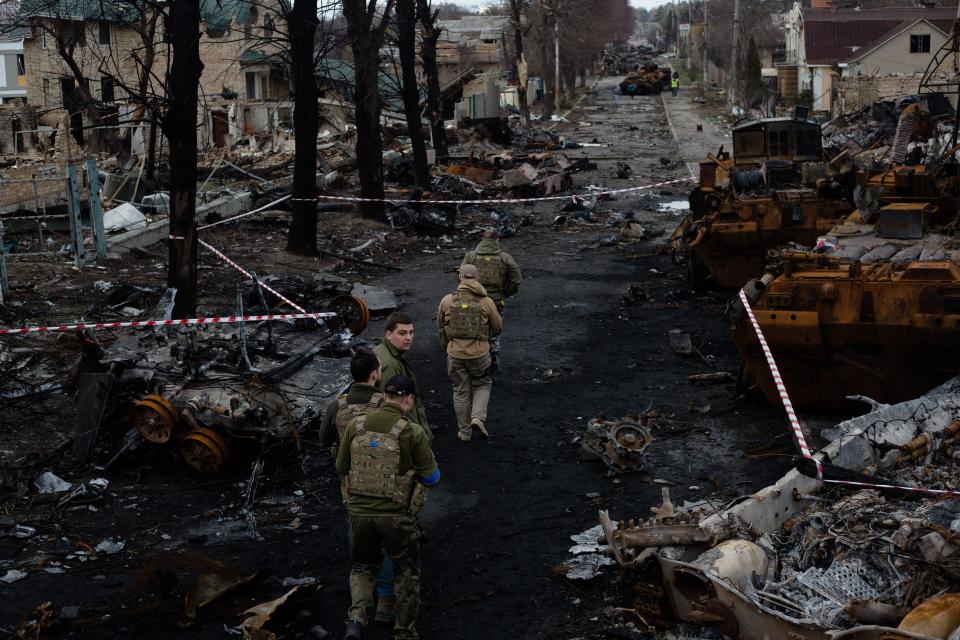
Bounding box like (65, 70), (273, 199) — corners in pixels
(462, 237), (521, 365)
(317, 383), (394, 600)
(337, 402), (439, 639)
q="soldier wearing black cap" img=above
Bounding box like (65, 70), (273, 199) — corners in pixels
(337, 374), (440, 640)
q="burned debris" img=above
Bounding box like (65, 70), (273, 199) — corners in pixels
(580, 377), (960, 640)
(619, 65), (672, 97)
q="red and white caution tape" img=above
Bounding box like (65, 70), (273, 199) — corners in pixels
(197, 239), (308, 314)
(738, 288), (960, 497)
(0, 312), (335, 335)
(314, 176), (696, 206)
(197, 194), (292, 231)
(188, 177), (696, 231)
(737, 289), (821, 477)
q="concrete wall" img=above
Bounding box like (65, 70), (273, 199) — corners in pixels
(833, 72), (932, 114)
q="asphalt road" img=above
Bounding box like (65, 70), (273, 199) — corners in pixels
(0, 77), (795, 640)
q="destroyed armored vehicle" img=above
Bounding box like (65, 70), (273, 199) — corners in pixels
(672, 117), (856, 289)
(731, 157), (960, 410)
(72, 285), (372, 475)
(619, 64), (671, 96)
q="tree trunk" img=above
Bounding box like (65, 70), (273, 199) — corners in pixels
(163, 0), (203, 319)
(286, 0), (320, 255)
(396, 0), (429, 189)
(344, 0), (386, 220)
(146, 120), (157, 181)
(416, 0), (447, 159)
(509, 0), (529, 128)
(541, 26), (555, 118)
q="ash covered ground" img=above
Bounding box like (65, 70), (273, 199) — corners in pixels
(0, 79), (821, 639)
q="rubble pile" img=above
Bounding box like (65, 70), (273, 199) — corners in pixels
(583, 377), (960, 639)
(822, 93), (955, 164)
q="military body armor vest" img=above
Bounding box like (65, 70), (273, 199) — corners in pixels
(335, 393), (384, 438)
(347, 416), (409, 503)
(471, 254), (506, 292)
(446, 293), (489, 341)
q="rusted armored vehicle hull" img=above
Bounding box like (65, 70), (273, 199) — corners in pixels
(675, 191), (851, 289)
(672, 117), (855, 289)
(619, 64), (670, 95)
(733, 259), (960, 410)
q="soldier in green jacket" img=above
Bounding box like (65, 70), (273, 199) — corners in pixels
(318, 348), (398, 623)
(337, 375), (440, 640)
(318, 347), (383, 455)
(461, 230), (522, 307)
(462, 230), (522, 368)
(373, 312), (429, 431)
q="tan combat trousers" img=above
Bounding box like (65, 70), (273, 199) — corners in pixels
(446, 353), (492, 438)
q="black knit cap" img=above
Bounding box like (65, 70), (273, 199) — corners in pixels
(384, 374), (417, 398)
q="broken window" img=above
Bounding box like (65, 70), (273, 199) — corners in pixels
(245, 72), (257, 99)
(796, 126), (820, 157)
(42, 77), (50, 106)
(98, 21), (111, 45)
(733, 130), (763, 158)
(40, 29), (47, 49)
(16, 54), (24, 76)
(910, 34), (930, 53)
(264, 14), (274, 37)
(768, 129), (790, 157)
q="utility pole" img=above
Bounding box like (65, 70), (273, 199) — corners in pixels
(729, 0), (741, 109)
(554, 15), (561, 114)
(702, 0), (708, 90)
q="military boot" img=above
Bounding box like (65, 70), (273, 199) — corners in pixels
(471, 418), (489, 440)
(344, 621), (363, 639)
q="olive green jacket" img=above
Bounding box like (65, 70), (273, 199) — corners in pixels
(318, 382), (381, 451)
(462, 237), (522, 303)
(336, 403), (438, 516)
(373, 341), (429, 429)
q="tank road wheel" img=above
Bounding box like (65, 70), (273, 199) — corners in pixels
(327, 295), (370, 335)
(179, 428), (229, 475)
(132, 394), (180, 443)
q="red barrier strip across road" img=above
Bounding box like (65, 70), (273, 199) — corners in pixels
(0, 313), (335, 335)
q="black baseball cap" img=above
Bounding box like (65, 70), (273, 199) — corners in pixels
(384, 375), (417, 398)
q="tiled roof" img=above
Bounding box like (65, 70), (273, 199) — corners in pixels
(803, 7), (955, 65)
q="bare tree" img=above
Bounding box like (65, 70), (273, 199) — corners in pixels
(396, 0), (429, 188)
(285, 0), (321, 255)
(416, 0), (446, 159)
(505, 0), (531, 127)
(343, 0), (394, 220)
(164, 0), (203, 318)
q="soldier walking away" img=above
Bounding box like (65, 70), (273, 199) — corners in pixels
(461, 230), (521, 368)
(318, 348), (397, 622)
(337, 375), (440, 640)
(374, 312), (430, 434)
(318, 348), (383, 455)
(436, 264), (502, 442)
(671, 72), (679, 96)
